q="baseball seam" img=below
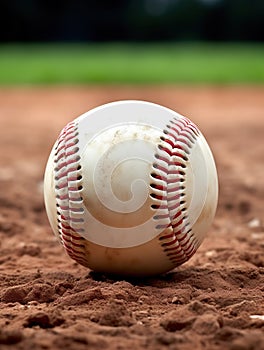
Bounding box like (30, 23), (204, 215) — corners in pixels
(54, 121), (88, 267)
(150, 116), (200, 266)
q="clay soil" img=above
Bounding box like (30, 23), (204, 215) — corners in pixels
(0, 86), (264, 350)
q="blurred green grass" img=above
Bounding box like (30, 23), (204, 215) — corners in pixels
(0, 43), (263, 84)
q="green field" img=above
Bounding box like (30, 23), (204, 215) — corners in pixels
(0, 43), (263, 84)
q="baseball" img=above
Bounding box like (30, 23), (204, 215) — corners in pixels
(44, 100), (218, 276)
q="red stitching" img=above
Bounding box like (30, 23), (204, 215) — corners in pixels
(168, 167), (186, 174)
(63, 245), (87, 262)
(167, 178), (184, 184)
(55, 157), (80, 171)
(69, 197), (83, 203)
(56, 167), (79, 180)
(151, 193), (165, 201)
(165, 245), (181, 253)
(156, 154), (170, 164)
(158, 145), (172, 155)
(67, 176), (78, 181)
(60, 205), (69, 210)
(56, 140), (77, 154)
(152, 116), (199, 264)
(169, 125), (183, 135)
(159, 231), (176, 240)
(177, 231), (188, 243)
(55, 152), (66, 162)
(57, 194), (68, 200)
(167, 185), (182, 193)
(153, 164), (168, 174)
(161, 138), (175, 148)
(170, 210), (181, 221)
(62, 237), (85, 248)
(68, 186), (81, 191)
(70, 207), (84, 213)
(171, 151), (188, 160)
(64, 131), (78, 143)
(181, 131), (195, 143)
(167, 247), (182, 256)
(184, 242), (196, 255)
(54, 120), (87, 266)
(56, 181), (68, 189)
(151, 174), (167, 182)
(62, 230), (84, 240)
(65, 148), (79, 157)
(167, 193), (181, 202)
(63, 247), (86, 261)
(162, 237), (178, 247)
(152, 203), (168, 210)
(170, 254), (186, 261)
(60, 215), (83, 224)
(177, 137), (192, 147)
(172, 118), (188, 129)
(154, 213), (170, 220)
(172, 217), (184, 228)
(150, 184), (165, 191)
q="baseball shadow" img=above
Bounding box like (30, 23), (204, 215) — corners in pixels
(88, 266), (215, 288)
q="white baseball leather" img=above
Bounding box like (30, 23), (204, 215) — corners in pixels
(44, 101), (218, 275)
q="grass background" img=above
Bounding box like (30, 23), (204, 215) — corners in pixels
(0, 43), (263, 84)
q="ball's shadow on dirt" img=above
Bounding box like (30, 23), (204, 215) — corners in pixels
(88, 267), (211, 287)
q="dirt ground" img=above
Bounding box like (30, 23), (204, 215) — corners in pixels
(0, 86), (264, 350)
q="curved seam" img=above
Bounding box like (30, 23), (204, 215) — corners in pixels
(152, 116), (200, 265)
(54, 121), (87, 266)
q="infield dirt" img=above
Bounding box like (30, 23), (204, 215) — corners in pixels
(0, 86), (263, 350)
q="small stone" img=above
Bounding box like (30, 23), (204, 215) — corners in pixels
(192, 314), (221, 335)
(56, 287), (103, 306)
(250, 315), (264, 321)
(171, 296), (184, 305)
(1, 286), (28, 304)
(248, 218), (261, 229)
(205, 250), (217, 258)
(96, 299), (135, 327)
(25, 283), (55, 303)
(23, 310), (64, 328)
(160, 312), (195, 332)
(188, 300), (217, 315)
(138, 295), (149, 304)
(227, 300), (257, 316)
(17, 243), (41, 257)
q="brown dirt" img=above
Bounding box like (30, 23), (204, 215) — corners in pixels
(0, 86), (264, 350)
